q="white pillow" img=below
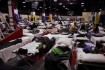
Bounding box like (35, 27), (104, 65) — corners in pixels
(56, 38), (72, 46)
(81, 54), (105, 63)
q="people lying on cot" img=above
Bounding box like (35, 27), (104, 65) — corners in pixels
(36, 37), (55, 54)
(0, 20), (7, 32)
(80, 22), (86, 31)
(69, 22), (78, 33)
(49, 24), (58, 34)
(91, 24), (99, 33)
(103, 25), (105, 32)
(99, 46), (105, 56)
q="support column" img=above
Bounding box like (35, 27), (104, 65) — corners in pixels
(31, 12), (36, 23)
(90, 12), (95, 23)
(54, 14), (58, 21)
(48, 13), (52, 22)
(8, 0), (15, 30)
(94, 12), (99, 25)
(99, 11), (105, 26)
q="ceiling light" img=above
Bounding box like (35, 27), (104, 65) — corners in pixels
(56, 9), (58, 10)
(59, 3), (62, 5)
(81, 5), (84, 7)
(70, 3), (73, 5)
(49, 7), (51, 8)
(54, 0), (57, 2)
(81, 3), (84, 4)
(45, 8), (47, 9)
(84, 9), (86, 11)
(99, 9), (102, 11)
(23, 6), (26, 7)
(38, 9), (39, 10)
(22, 2), (26, 3)
(63, 6), (65, 8)
(39, 7), (42, 8)
(65, 8), (68, 9)
(35, 2), (38, 4)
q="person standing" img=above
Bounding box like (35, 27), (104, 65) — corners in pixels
(5, 15), (10, 24)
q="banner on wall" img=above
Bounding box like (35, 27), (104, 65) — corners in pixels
(67, 11), (73, 16)
(14, 9), (20, 24)
(32, 2), (39, 9)
(48, 14), (52, 22)
(54, 14), (58, 21)
(42, 13), (46, 23)
(25, 0), (42, 2)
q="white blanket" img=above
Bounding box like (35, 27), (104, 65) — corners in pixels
(77, 48), (105, 63)
(21, 41), (40, 54)
(0, 36), (34, 62)
(91, 36), (105, 45)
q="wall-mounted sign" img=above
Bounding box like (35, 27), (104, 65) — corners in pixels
(32, 2), (39, 9)
(67, 11), (73, 16)
(25, 0), (42, 2)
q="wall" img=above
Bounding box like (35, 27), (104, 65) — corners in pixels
(82, 12), (92, 22)
(60, 12), (92, 21)
(0, 12), (93, 22)
(0, 13), (30, 21)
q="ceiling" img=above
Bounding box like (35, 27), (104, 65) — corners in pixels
(0, 0), (105, 16)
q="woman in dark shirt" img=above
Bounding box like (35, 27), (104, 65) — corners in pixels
(93, 24), (99, 33)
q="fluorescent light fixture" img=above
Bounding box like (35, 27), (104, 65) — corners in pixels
(23, 6), (26, 7)
(39, 7), (42, 8)
(63, 6), (65, 8)
(22, 2), (26, 3)
(59, 3), (62, 5)
(54, 0), (57, 2)
(35, 2), (38, 4)
(56, 9), (58, 10)
(84, 9), (86, 11)
(81, 3), (84, 4)
(65, 8), (68, 9)
(81, 5), (84, 7)
(70, 3), (73, 5)
(99, 9), (102, 11)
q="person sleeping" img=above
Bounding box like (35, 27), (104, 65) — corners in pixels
(92, 24), (99, 33)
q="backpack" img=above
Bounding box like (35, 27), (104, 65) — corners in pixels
(17, 48), (28, 55)
(45, 53), (68, 70)
(83, 45), (92, 53)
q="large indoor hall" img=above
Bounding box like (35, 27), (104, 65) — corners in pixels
(0, 0), (105, 70)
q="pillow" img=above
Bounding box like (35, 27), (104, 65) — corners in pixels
(56, 38), (72, 46)
(81, 54), (105, 63)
